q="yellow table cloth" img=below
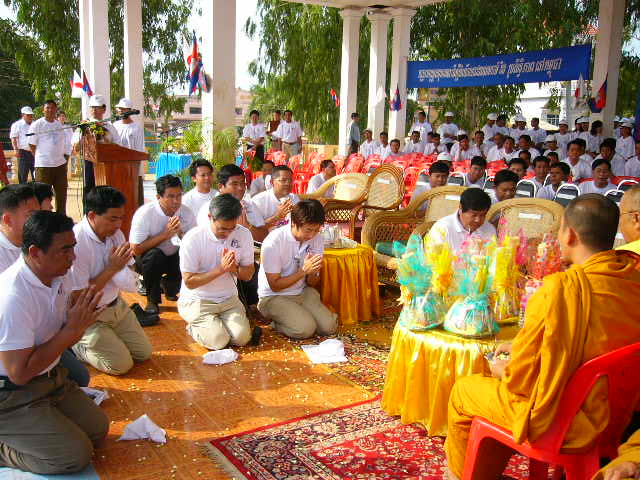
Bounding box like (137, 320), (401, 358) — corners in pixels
(320, 245), (380, 325)
(381, 322), (519, 436)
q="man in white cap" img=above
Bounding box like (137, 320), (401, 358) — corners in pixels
(28, 100), (68, 215)
(618, 122), (636, 160)
(543, 134), (565, 160)
(72, 94), (121, 193)
(529, 117), (547, 151)
(438, 112), (459, 150)
(10, 106), (35, 183)
(482, 113), (498, 148)
(509, 114), (529, 142)
(408, 110), (432, 149)
(613, 115), (621, 138)
(423, 132), (447, 155)
(113, 98), (146, 206)
(555, 119), (574, 154)
(450, 132), (480, 162)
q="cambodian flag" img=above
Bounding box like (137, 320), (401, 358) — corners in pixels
(389, 86), (402, 111)
(329, 88), (340, 107)
(588, 76), (607, 113)
(81, 71), (93, 97)
(186, 31), (202, 95)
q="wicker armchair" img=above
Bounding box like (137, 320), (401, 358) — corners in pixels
(348, 164), (405, 239)
(301, 172), (371, 223)
(486, 198), (564, 254)
(361, 185), (467, 286)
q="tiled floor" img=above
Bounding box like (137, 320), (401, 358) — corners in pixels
(90, 292), (378, 480)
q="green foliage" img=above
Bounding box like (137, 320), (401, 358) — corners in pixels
(0, 50), (35, 128)
(0, 0), (192, 122)
(210, 127), (239, 168)
(616, 54), (640, 117)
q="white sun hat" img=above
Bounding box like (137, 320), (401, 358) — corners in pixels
(444, 111), (454, 117)
(487, 113), (497, 121)
(20, 106), (33, 115)
(88, 94), (106, 107)
(437, 152), (452, 162)
(559, 118), (568, 125)
(545, 135), (556, 142)
(514, 114), (526, 122)
(116, 98), (133, 109)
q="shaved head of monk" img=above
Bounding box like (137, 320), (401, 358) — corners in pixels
(620, 185), (640, 244)
(560, 194), (620, 263)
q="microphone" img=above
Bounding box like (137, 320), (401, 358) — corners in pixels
(115, 109), (140, 120)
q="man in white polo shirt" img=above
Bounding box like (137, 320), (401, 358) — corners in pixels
(482, 113), (498, 147)
(179, 194), (259, 350)
(438, 112), (459, 149)
(273, 109), (303, 157)
(257, 200), (337, 339)
(182, 159), (217, 215)
(242, 109), (266, 163)
(427, 188), (496, 252)
(0, 184), (39, 272)
(0, 210), (108, 475)
(113, 97), (145, 206)
(251, 165), (300, 231)
(408, 110), (432, 149)
(10, 106), (35, 183)
(28, 99), (68, 215)
(71, 186), (152, 375)
(249, 160), (274, 197)
(130, 174), (196, 314)
(307, 160), (336, 197)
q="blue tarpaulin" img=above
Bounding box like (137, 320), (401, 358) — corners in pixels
(155, 153), (192, 178)
(407, 44), (592, 89)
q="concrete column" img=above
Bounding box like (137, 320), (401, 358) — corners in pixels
(591, 0), (625, 137)
(202, 0), (236, 131)
(78, 0), (91, 118)
(366, 9), (390, 138)
(388, 7), (416, 141)
(87, 0), (111, 117)
(338, 7), (365, 156)
(123, 0), (144, 130)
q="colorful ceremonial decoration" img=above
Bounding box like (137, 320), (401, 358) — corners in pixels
(186, 31), (209, 95)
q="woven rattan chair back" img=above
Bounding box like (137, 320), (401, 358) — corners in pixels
(424, 186), (467, 223)
(365, 164), (405, 209)
(332, 173), (370, 201)
(487, 198), (564, 247)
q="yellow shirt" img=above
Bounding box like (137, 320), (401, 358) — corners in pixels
(593, 429), (640, 479)
(617, 239), (640, 256)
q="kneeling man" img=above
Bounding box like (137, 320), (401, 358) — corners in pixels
(0, 211), (108, 474)
(257, 200), (337, 339)
(445, 194), (640, 479)
(71, 186), (152, 375)
(178, 194), (255, 350)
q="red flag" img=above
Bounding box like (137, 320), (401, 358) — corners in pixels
(81, 70), (93, 97)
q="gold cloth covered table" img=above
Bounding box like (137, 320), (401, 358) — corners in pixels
(381, 322), (519, 436)
(319, 245), (380, 325)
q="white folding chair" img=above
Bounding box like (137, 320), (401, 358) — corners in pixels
(553, 183), (581, 207)
(515, 179), (537, 198)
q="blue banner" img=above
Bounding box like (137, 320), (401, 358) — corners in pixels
(407, 44), (592, 89)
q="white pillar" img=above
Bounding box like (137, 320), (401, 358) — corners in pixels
(388, 7), (416, 141)
(123, 0), (144, 130)
(591, 0), (625, 137)
(366, 9), (390, 138)
(202, 0), (236, 131)
(79, 0), (90, 118)
(338, 7), (364, 156)
(86, 0), (111, 117)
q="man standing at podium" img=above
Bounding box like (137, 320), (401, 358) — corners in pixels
(113, 98), (146, 206)
(72, 94), (121, 194)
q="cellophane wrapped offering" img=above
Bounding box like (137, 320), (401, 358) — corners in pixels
(444, 253), (500, 338)
(490, 235), (524, 324)
(396, 235), (449, 331)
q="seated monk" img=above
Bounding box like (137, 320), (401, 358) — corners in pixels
(445, 193), (640, 480)
(592, 429), (640, 479)
(618, 185), (640, 255)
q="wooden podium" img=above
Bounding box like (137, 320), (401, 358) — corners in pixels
(81, 131), (149, 236)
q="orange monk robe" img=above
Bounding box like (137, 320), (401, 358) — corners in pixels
(593, 429), (640, 480)
(445, 250), (640, 478)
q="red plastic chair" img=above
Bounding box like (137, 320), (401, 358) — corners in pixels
(332, 155), (346, 174)
(344, 154), (364, 173)
(462, 341), (640, 480)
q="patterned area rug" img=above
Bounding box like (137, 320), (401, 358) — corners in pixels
(207, 397), (531, 480)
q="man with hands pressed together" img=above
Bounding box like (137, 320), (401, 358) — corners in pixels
(178, 194), (257, 350)
(129, 174), (196, 314)
(0, 211), (109, 475)
(257, 200), (337, 339)
(251, 165), (299, 231)
(70, 186), (151, 375)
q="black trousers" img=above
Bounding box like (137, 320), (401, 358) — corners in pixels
(83, 159), (95, 193)
(237, 262), (259, 306)
(18, 149), (35, 183)
(349, 140), (359, 155)
(249, 144), (264, 163)
(135, 248), (181, 305)
(60, 349), (90, 387)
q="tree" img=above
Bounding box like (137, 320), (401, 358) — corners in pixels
(0, 50), (35, 129)
(0, 0), (193, 123)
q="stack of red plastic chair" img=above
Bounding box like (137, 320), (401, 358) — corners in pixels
(332, 155), (346, 174)
(272, 150), (288, 166)
(344, 154), (364, 173)
(362, 154), (382, 174)
(612, 176), (640, 185)
(487, 160), (508, 176)
(462, 341), (640, 480)
(264, 149), (277, 163)
(391, 155), (410, 170)
(452, 160), (470, 173)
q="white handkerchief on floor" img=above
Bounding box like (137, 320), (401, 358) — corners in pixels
(301, 339), (348, 364)
(118, 414), (166, 444)
(202, 349), (238, 365)
(80, 387), (109, 406)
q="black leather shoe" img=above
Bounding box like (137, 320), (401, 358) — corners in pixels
(249, 326), (263, 346)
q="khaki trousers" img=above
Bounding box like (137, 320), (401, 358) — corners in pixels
(178, 295), (251, 350)
(35, 162), (67, 215)
(72, 297), (152, 375)
(258, 287), (337, 339)
(282, 142), (300, 158)
(0, 365), (109, 475)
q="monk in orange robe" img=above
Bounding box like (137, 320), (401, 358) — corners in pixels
(445, 194), (640, 479)
(593, 429), (640, 480)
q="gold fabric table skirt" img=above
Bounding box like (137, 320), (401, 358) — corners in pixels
(319, 245), (380, 325)
(381, 322), (520, 436)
